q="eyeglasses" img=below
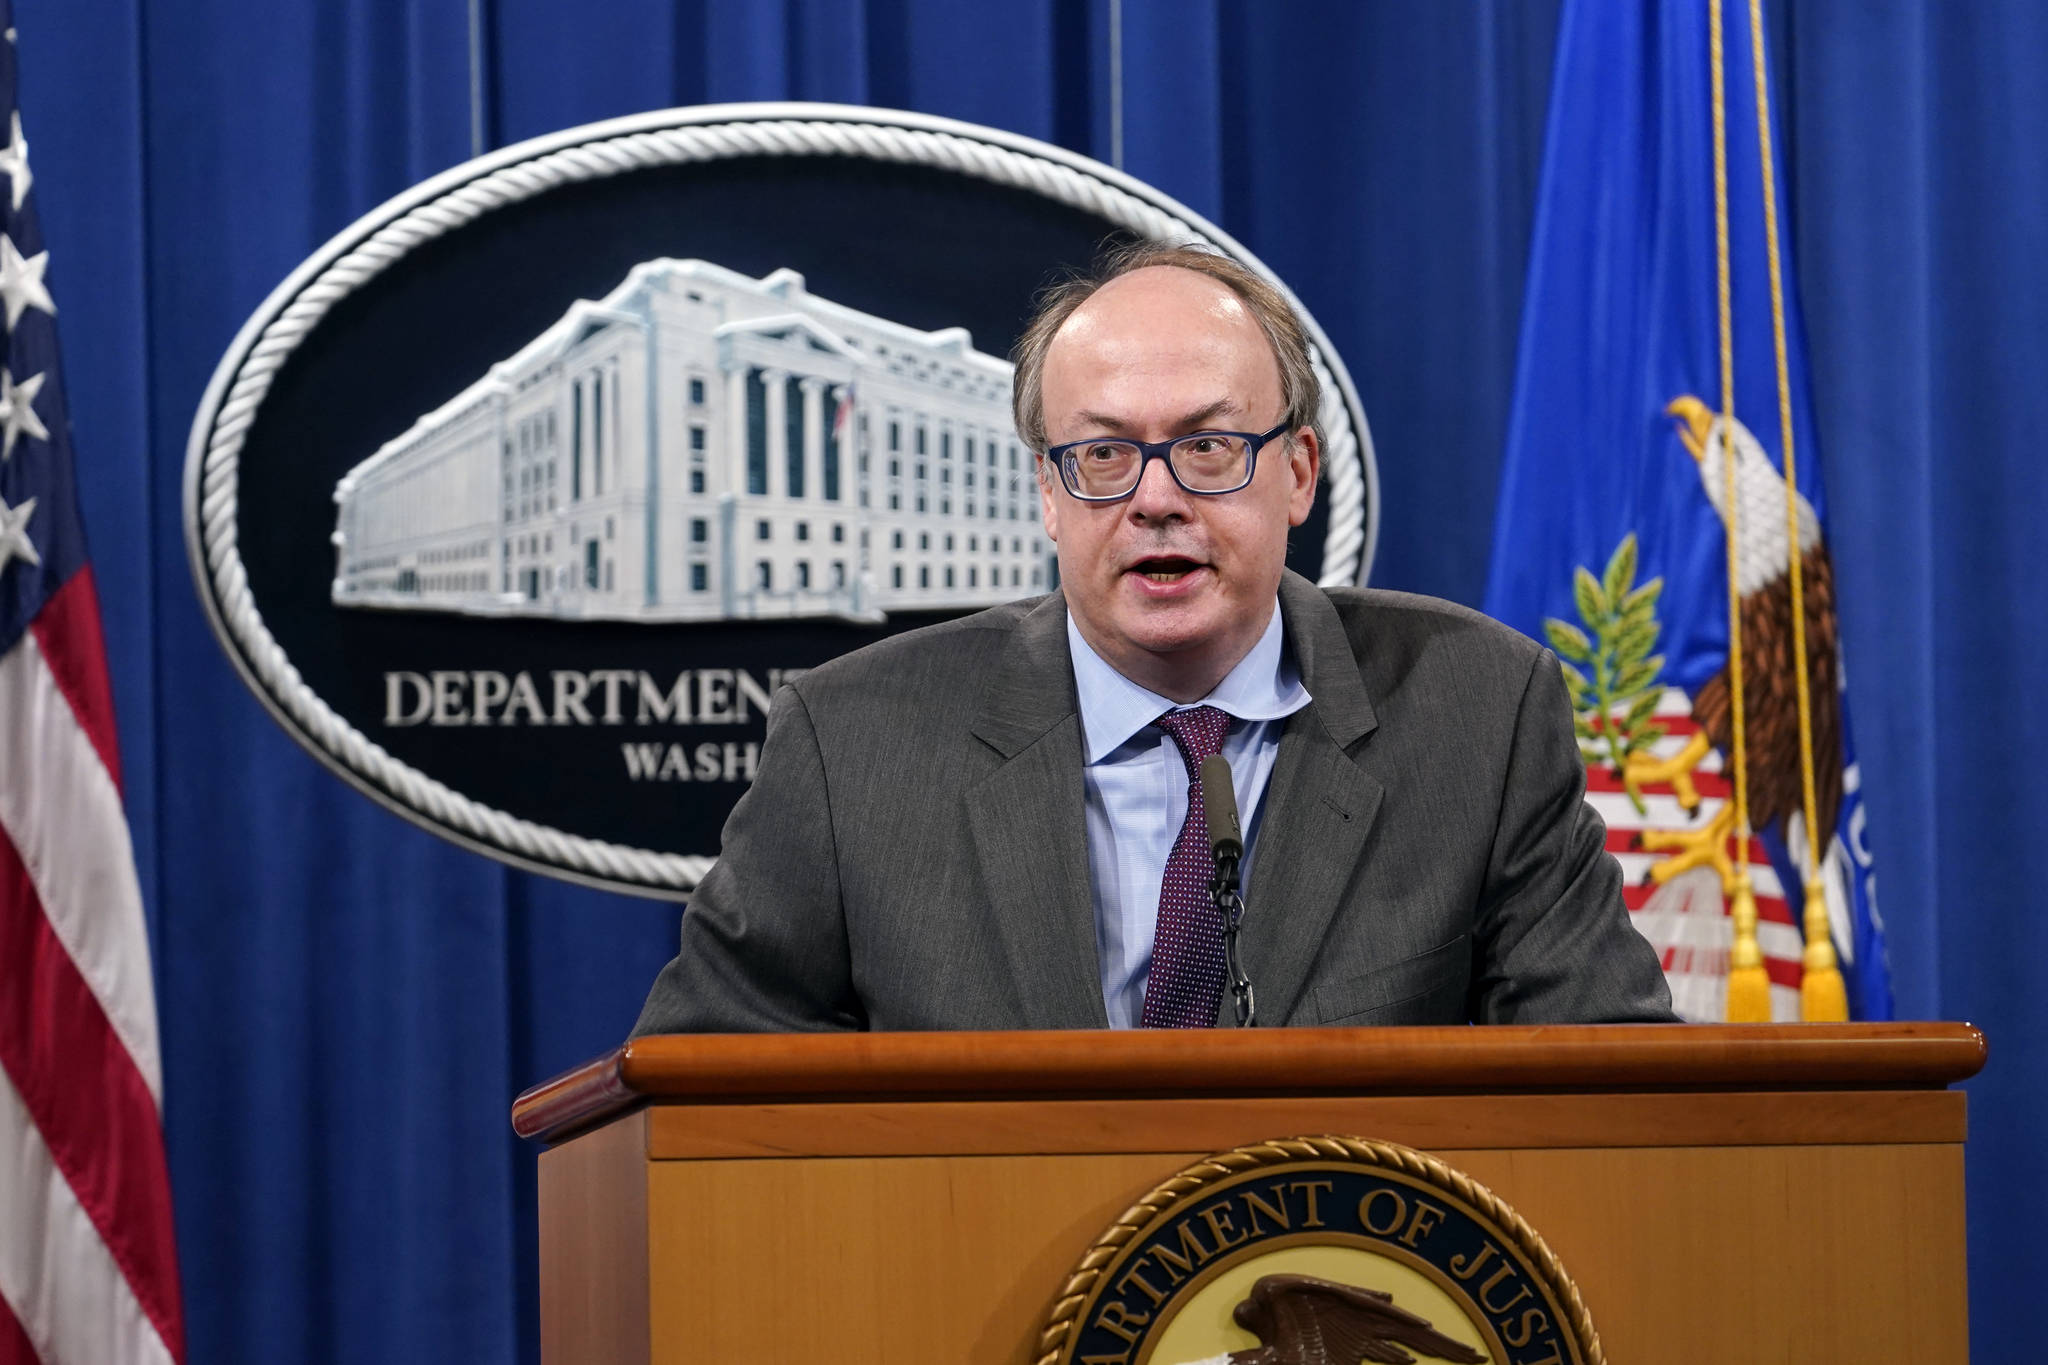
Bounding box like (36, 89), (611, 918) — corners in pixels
(1044, 421), (1292, 502)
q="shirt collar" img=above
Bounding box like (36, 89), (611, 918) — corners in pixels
(1066, 599), (1311, 764)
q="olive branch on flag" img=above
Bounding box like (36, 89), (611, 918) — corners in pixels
(1544, 534), (1667, 813)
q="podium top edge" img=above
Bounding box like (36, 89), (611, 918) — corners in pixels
(510, 1021), (1986, 1142)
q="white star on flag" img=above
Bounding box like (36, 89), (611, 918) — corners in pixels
(0, 364), (45, 458)
(0, 111), (28, 211)
(0, 229), (53, 330)
(0, 490), (38, 573)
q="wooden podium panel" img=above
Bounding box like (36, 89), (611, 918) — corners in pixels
(516, 1023), (1982, 1365)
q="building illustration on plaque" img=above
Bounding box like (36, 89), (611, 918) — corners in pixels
(330, 259), (1053, 622)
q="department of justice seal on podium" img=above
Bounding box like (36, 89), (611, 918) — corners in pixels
(1038, 1137), (1600, 1365)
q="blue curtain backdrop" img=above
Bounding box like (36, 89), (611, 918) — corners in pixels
(13, 0), (2042, 1359)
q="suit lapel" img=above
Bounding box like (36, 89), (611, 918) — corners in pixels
(965, 593), (1108, 1029)
(1239, 574), (1385, 1025)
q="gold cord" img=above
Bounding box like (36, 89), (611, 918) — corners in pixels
(1747, 0), (1846, 1019)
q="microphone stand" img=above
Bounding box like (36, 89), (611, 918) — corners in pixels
(1199, 754), (1256, 1027)
(1209, 849), (1256, 1027)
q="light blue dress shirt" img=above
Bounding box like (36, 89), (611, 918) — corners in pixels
(1067, 602), (1313, 1028)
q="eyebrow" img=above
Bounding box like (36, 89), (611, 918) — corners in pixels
(1072, 398), (1243, 435)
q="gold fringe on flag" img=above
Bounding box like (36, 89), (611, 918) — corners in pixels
(1710, 0), (1770, 1022)
(1745, 0), (1847, 1021)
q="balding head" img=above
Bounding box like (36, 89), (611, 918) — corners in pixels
(1039, 265), (1284, 453)
(1010, 242), (1324, 457)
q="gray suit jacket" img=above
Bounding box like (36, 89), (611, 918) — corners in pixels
(633, 571), (1674, 1033)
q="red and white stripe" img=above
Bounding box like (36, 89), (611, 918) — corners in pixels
(1590, 687), (1805, 1022)
(0, 568), (182, 1365)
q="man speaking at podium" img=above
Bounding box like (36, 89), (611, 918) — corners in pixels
(635, 244), (1673, 1034)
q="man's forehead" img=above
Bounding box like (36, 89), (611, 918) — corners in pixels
(1068, 396), (1252, 437)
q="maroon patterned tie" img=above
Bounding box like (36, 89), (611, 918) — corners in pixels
(1140, 705), (1234, 1029)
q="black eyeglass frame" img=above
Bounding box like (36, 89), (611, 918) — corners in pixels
(1043, 420), (1294, 503)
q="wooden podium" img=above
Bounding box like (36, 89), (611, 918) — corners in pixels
(513, 1022), (1982, 1364)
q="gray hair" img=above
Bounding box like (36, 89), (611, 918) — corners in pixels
(1009, 241), (1325, 463)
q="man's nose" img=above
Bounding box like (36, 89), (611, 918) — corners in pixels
(1126, 452), (1191, 520)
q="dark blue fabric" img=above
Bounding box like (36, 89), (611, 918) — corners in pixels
(13, 0), (2042, 1359)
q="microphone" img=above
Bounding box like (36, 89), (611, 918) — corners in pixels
(1199, 754), (1243, 861)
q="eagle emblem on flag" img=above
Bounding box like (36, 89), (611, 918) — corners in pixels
(1544, 396), (1853, 1022)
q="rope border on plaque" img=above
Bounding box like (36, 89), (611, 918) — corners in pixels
(183, 104), (1379, 896)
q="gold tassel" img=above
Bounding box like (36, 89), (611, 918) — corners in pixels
(1725, 869), (1771, 1021)
(1798, 872), (1849, 1021)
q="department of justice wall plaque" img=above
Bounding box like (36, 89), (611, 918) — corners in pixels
(1039, 1137), (1600, 1365)
(184, 103), (1379, 898)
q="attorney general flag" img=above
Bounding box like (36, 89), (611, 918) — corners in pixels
(1481, 0), (1891, 1022)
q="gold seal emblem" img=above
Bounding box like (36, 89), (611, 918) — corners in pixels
(1037, 1136), (1601, 1365)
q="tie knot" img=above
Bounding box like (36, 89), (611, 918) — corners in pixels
(1156, 705), (1232, 772)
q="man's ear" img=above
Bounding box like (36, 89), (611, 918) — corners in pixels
(1037, 455), (1061, 542)
(1286, 428), (1320, 527)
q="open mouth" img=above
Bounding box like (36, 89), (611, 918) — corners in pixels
(1128, 556), (1206, 583)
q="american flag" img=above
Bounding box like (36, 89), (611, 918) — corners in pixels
(831, 383), (855, 442)
(0, 9), (185, 1365)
